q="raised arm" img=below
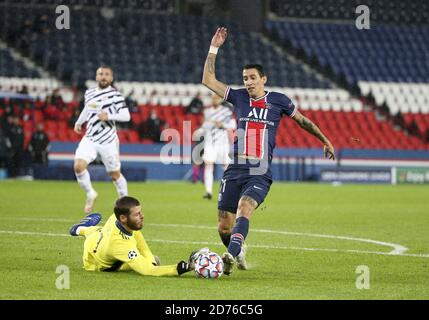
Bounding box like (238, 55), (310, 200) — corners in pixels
(202, 27), (229, 98)
(292, 110), (335, 160)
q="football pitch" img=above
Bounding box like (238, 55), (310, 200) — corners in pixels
(0, 180), (428, 300)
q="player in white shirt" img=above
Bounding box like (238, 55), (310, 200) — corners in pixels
(73, 65), (131, 213)
(200, 93), (236, 199)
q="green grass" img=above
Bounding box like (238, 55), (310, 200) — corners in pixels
(0, 180), (428, 300)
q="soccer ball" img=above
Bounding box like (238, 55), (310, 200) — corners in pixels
(194, 251), (224, 279)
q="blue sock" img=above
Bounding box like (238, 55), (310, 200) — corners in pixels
(219, 232), (231, 248)
(228, 217), (249, 257)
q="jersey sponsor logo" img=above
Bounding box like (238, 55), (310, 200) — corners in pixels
(87, 102), (101, 112)
(128, 250), (138, 260)
(247, 108), (268, 120)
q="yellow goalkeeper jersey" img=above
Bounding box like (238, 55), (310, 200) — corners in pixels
(82, 214), (178, 276)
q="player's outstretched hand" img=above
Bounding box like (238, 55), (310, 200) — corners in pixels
(98, 111), (109, 121)
(176, 260), (192, 275)
(74, 123), (82, 134)
(213, 120), (223, 129)
(324, 142), (335, 160)
(211, 27), (228, 48)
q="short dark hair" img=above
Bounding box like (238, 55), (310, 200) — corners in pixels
(243, 64), (265, 77)
(114, 196), (140, 219)
(97, 64), (114, 74)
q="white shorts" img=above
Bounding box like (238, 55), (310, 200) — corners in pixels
(75, 136), (121, 172)
(203, 143), (231, 165)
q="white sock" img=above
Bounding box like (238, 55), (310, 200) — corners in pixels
(75, 170), (95, 195)
(204, 164), (214, 195)
(75, 226), (85, 236)
(114, 174), (128, 197)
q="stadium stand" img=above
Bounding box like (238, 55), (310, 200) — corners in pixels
(269, 0), (429, 25)
(0, 77), (64, 101)
(0, 48), (41, 78)
(0, 0), (428, 155)
(0, 4), (330, 88)
(1, 79), (426, 149)
(264, 0), (429, 150)
(3, 0), (177, 11)
(266, 21), (429, 85)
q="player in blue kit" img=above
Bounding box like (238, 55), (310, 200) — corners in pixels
(202, 27), (336, 275)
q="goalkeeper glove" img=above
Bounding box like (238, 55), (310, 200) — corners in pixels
(188, 250), (199, 267)
(188, 247), (210, 267)
(176, 260), (191, 275)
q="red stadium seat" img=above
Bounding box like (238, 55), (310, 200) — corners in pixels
(127, 130), (140, 143)
(117, 131), (128, 143)
(9, 101), (424, 150)
(131, 113), (142, 126)
(141, 138), (155, 144)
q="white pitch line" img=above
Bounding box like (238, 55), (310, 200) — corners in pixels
(0, 230), (69, 237)
(0, 217), (410, 255)
(147, 223), (409, 255)
(0, 217), (409, 254)
(0, 217), (75, 223)
(0, 229), (428, 259)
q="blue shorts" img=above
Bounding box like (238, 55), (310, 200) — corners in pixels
(218, 166), (272, 213)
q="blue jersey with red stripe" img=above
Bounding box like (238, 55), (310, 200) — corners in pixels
(224, 87), (296, 175)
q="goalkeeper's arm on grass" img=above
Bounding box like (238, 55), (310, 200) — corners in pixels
(124, 255), (191, 277)
(115, 245), (192, 277)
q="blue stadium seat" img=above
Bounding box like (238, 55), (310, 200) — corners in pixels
(0, 5), (331, 88)
(267, 20), (429, 85)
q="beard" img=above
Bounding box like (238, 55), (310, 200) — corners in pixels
(126, 219), (143, 231)
(98, 80), (111, 89)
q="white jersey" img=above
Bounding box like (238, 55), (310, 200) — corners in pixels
(202, 105), (236, 147)
(76, 86), (130, 145)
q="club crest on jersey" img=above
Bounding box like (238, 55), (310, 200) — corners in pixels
(128, 250), (138, 260)
(248, 108), (268, 120)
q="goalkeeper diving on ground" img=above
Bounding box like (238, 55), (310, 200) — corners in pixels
(69, 196), (192, 276)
